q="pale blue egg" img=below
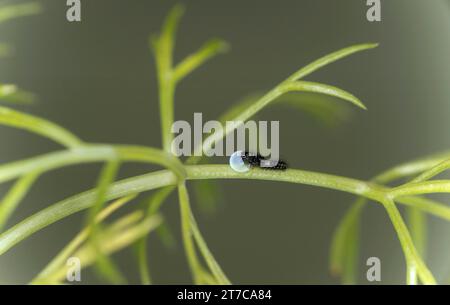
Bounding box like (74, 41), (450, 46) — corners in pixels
(229, 151), (250, 173)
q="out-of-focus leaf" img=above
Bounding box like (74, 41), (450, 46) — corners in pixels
(192, 43), (377, 159)
(329, 199), (364, 283)
(220, 92), (351, 128)
(192, 180), (223, 215)
(136, 186), (175, 285)
(0, 1), (41, 24)
(86, 160), (125, 284)
(0, 106), (83, 148)
(0, 43), (11, 57)
(146, 186), (177, 249)
(0, 84), (35, 104)
(32, 195), (138, 283)
(407, 207), (427, 259)
(0, 171), (39, 231)
(40, 213), (161, 283)
(279, 93), (351, 127)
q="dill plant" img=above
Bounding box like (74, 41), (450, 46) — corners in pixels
(0, 3), (448, 285)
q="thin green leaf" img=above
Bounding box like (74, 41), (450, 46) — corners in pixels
(373, 151), (450, 184)
(407, 158), (450, 185)
(186, 90), (351, 166)
(151, 4), (184, 152)
(0, 106), (83, 148)
(285, 43), (379, 83)
(146, 186), (174, 215)
(151, 4), (185, 59)
(0, 144), (185, 185)
(86, 160), (125, 284)
(381, 198), (436, 285)
(189, 207), (231, 284)
(173, 38), (229, 82)
(86, 161), (120, 225)
(155, 220), (176, 249)
(136, 219), (175, 285)
(178, 182), (203, 284)
(32, 194), (137, 283)
(397, 196), (450, 222)
(278, 93), (351, 127)
(219, 92), (350, 129)
(0, 171), (39, 231)
(146, 186), (177, 249)
(407, 208), (427, 259)
(0, 1), (41, 24)
(329, 198), (364, 282)
(113, 145), (186, 179)
(342, 222), (359, 284)
(179, 183), (230, 284)
(199, 271), (219, 285)
(0, 170), (176, 256)
(0, 164), (446, 286)
(330, 193), (449, 284)
(196, 44), (376, 157)
(280, 81), (366, 110)
(39, 213), (161, 283)
(136, 186), (174, 285)
(329, 151), (450, 283)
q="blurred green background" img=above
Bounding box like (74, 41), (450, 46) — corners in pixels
(1, 0), (450, 284)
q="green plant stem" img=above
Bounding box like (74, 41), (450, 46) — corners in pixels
(1, 165), (448, 284)
(178, 182), (203, 284)
(3, 164), (448, 258)
(178, 183), (230, 284)
(151, 5), (184, 152)
(0, 144), (185, 185)
(0, 170), (174, 256)
(389, 180), (450, 197)
(188, 206), (230, 284)
(330, 151), (450, 283)
(158, 79), (175, 153)
(380, 198), (435, 284)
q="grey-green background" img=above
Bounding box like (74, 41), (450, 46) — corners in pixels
(0, 0), (450, 284)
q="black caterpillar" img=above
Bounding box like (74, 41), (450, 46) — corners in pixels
(241, 151), (288, 170)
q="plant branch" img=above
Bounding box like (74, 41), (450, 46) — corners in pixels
(0, 165), (411, 256)
(380, 198), (436, 284)
(1, 165), (447, 284)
